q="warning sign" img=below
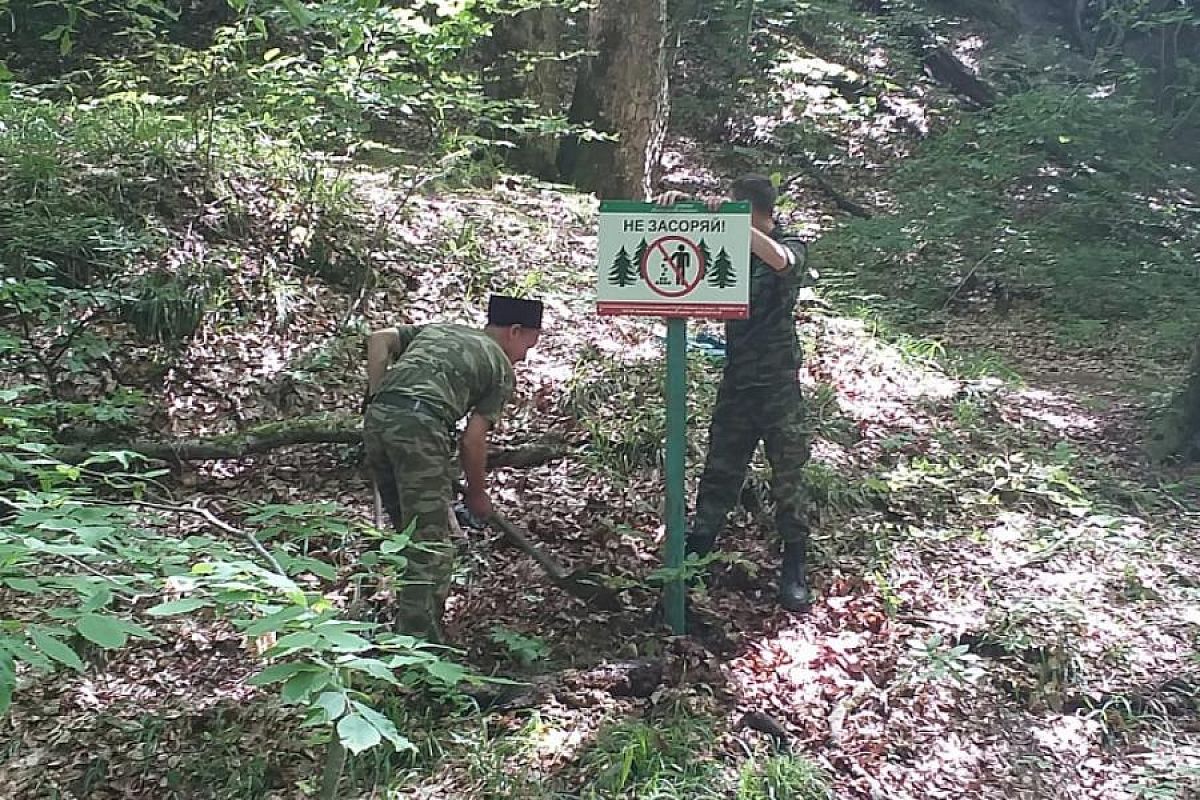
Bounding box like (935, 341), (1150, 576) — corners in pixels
(596, 200), (750, 319)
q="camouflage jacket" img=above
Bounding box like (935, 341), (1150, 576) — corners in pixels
(722, 226), (809, 389)
(375, 324), (515, 427)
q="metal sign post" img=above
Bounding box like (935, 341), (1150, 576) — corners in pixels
(662, 317), (688, 633)
(596, 200), (751, 635)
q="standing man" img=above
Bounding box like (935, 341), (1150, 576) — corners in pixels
(655, 175), (815, 611)
(362, 295), (543, 641)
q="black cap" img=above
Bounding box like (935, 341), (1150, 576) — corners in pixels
(487, 295), (543, 329)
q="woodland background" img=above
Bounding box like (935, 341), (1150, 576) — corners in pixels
(1, 0), (1199, 797)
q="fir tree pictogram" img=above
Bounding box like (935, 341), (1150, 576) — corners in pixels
(708, 246), (736, 288)
(608, 245), (637, 287)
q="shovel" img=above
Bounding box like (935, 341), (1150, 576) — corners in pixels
(484, 511), (624, 611)
(452, 481), (623, 610)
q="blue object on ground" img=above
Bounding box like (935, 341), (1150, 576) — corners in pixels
(656, 331), (726, 361)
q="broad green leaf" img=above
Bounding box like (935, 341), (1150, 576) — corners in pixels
(319, 629), (372, 652)
(81, 586), (114, 612)
(76, 614), (127, 649)
(24, 538), (100, 557)
(0, 636), (51, 670)
(313, 690), (346, 722)
(281, 0), (316, 27)
(339, 656), (399, 685)
(351, 701), (413, 752)
(315, 620), (375, 633)
(258, 570), (301, 593)
(80, 451), (139, 469)
(271, 631), (322, 653)
(248, 661), (312, 686)
(336, 713), (381, 754)
(281, 669), (328, 703)
(243, 605), (310, 637)
(0, 653), (12, 715)
(30, 627), (84, 671)
(423, 660), (467, 686)
(146, 597), (211, 616)
(289, 557), (336, 581)
(380, 538), (407, 554)
(383, 654), (433, 668)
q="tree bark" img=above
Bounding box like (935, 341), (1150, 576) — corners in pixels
(45, 413), (572, 468)
(557, 0), (670, 199)
(480, 5), (570, 179)
(1149, 335), (1200, 462)
(1178, 337), (1200, 461)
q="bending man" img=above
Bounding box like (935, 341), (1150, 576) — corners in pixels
(362, 295), (543, 641)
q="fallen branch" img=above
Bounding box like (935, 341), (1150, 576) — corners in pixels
(46, 413), (572, 468)
(785, 156), (872, 219)
(908, 24), (997, 108)
(90, 497), (289, 576)
(941, 251), (992, 310)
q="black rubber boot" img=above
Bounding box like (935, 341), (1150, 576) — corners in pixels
(778, 539), (812, 612)
(685, 527), (719, 559)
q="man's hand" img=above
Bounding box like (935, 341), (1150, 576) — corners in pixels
(464, 487), (494, 520)
(653, 190), (690, 206)
(654, 190), (726, 212)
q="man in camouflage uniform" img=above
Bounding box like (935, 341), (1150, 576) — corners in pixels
(656, 175), (814, 611)
(362, 295), (543, 641)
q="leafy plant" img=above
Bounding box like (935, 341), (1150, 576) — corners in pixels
(0, 403), (475, 793)
(737, 754), (833, 800)
(802, 461), (888, 513)
(566, 348), (722, 478)
(489, 626), (550, 666)
(900, 633), (985, 687)
(581, 705), (723, 798)
(122, 266), (220, 345)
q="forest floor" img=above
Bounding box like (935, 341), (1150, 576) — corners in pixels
(3, 154), (1199, 800)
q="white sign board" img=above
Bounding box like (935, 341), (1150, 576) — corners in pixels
(596, 200), (751, 319)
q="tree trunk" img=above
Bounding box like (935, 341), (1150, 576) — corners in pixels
(557, 0), (670, 199)
(1150, 335), (1200, 462)
(480, 5), (569, 179)
(1179, 338), (1200, 461)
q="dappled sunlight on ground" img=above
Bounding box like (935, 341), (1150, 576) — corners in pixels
(10, 169), (1200, 799)
(1002, 386), (1102, 432)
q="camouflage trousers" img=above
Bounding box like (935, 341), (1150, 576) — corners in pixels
(692, 379), (812, 544)
(362, 401), (456, 642)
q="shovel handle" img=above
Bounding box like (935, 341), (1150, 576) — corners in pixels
(485, 513), (569, 582)
(450, 480), (569, 582)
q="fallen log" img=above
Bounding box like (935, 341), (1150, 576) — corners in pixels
(908, 23), (997, 108)
(921, 41), (997, 108)
(784, 156), (872, 219)
(45, 413), (572, 468)
(465, 658), (665, 711)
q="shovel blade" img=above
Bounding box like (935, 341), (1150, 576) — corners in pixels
(560, 570), (624, 611)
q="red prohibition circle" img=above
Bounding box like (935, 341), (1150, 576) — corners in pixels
(639, 235), (706, 298)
